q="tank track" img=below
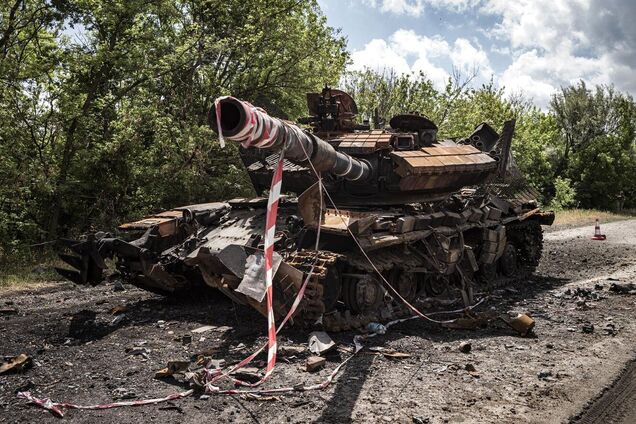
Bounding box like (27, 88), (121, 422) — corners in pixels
(477, 219), (543, 292)
(284, 219), (544, 333)
(284, 250), (342, 326)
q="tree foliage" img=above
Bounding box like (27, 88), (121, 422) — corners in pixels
(0, 0), (347, 260)
(550, 82), (636, 209)
(343, 70), (636, 210)
(1, 2), (634, 263)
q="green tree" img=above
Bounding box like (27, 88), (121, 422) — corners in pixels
(0, 0), (347, 262)
(550, 82), (636, 208)
(549, 177), (577, 210)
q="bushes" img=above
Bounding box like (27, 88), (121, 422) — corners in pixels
(549, 177), (577, 210)
(0, 0), (347, 263)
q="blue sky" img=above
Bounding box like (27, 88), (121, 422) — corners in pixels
(318, 0), (636, 108)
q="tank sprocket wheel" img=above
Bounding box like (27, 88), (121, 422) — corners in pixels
(395, 270), (419, 303)
(499, 243), (518, 277)
(506, 219), (543, 271)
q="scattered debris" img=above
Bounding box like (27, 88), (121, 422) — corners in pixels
(603, 323), (618, 336)
(434, 365), (448, 374)
(109, 305), (128, 315)
(458, 341), (472, 353)
(192, 325), (216, 334)
(230, 343), (246, 351)
(381, 351), (411, 359)
(203, 358), (225, 369)
(230, 367), (262, 383)
(125, 346), (150, 358)
(112, 388), (136, 400)
(241, 393), (280, 402)
(574, 287), (601, 301)
(502, 313), (535, 337)
(155, 361), (190, 379)
(279, 345), (306, 356)
(0, 354), (32, 374)
(306, 356), (326, 372)
(366, 346), (411, 359)
(111, 314), (126, 326)
(609, 282), (636, 294)
(308, 331), (336, 355)
(367, 322), (387, 334)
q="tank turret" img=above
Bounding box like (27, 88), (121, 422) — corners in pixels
(214, 88), (509, 206)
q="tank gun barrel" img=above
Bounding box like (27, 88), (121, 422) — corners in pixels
(211, 96), (371, 181)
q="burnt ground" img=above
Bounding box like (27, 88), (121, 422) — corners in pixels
(1, 219), (635, 424)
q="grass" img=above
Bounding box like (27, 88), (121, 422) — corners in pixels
(553, 208), (635, 228)
(0, 252), (62, 292)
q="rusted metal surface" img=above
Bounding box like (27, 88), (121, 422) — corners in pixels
(332, 130), (392, 154)
(56, 87), (553, 333)
(391, 146), (496, 175)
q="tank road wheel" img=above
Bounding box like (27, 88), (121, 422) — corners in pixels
(395, 270), (418, 303)
(343, 273), (385, 314)
(499, 243), (518, 277)
(477, 262), (497, 286)
(422, 274), (449, 297)
(507, 220), (543, 271)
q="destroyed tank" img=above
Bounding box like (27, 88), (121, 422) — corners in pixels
(56, 87), (554, 331)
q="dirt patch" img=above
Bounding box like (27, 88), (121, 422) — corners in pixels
(1, 220), (635, 423)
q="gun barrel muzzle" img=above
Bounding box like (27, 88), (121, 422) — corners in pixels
(211, 96), (370, 182)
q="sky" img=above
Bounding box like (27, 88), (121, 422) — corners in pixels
(318, 0), (636, 108)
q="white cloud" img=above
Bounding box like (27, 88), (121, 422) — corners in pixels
(364, 0), (481, 15)
(426, 0), (483, 11)
(478, 0), (636, 106)
(363, 0), (425, 16)
(450, 38), (493, 77)
(353, 0), (636, 107)
(350, 29), (494, 89)
(350, 39), (412, 75)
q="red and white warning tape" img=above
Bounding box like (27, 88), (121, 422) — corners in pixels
(214, 96), (282, 149)
(17, 389), (194, 418)
(208, 96), (290, 387)
(203, 175), (324, 391)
